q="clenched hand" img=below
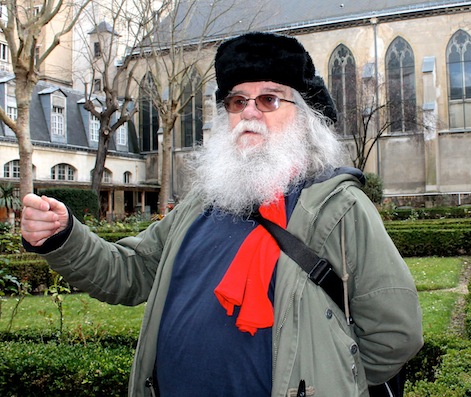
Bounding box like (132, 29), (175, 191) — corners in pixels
(21, 194), (69, 246)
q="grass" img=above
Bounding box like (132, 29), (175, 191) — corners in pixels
(418, 290), (460, 334)
(0, 256), (468, 338)
(1, 293), (145, 336)
(406, 256), (466, 335)
(406, 257), (463, 291)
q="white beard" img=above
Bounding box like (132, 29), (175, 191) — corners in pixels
(190, 113), (313, 216)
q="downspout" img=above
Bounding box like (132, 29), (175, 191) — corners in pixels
(370, 17), (381, 176)
(371, 17), (381, 175)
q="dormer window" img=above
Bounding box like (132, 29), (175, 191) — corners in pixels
(90, 114), (100, 142)
(52, 105), (65, 136)
(116, 123), (127, 146)
(51, 94), (66, 137)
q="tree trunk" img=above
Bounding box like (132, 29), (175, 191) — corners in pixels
(91, 133), (111, 199)
(15, 80), (35, 200)
(158, 119), (176, 215)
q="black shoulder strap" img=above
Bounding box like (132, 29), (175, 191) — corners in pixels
(251, 212), (352, 323)
(252, 211), (408, 397)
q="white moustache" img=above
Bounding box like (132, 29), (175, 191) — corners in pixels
(231, 120), (270, 137)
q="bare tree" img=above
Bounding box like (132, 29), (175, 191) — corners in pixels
(340, 69), (430, 172)
(0, 0), (91, 200)
(134, 0), (267, 215)
(73, 0), (145, 196)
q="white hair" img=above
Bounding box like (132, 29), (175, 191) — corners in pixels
(187, 89), (345, 215)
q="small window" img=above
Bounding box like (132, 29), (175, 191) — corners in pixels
(116, 124), (127, 146)
(90, 114), (100, 142)
(123, 171), (131, 184)
(0, 5), (5, 21)
(34, 46), (40, 66)
(0, 43), (8, 62)
(93, 79), (101, 92)
(103, 169), (112, 183)
(94, 42), (101, 58)
(51, 106), (65, 136)
(3, 160), (20, 178)
(51, 164), (75, 181)
(7, 106), (17, 121)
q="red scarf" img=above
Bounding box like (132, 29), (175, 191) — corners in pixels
(214, 197), (286, 336)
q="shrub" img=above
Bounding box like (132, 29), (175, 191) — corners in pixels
(38, 188), (99, 222)
(385, 227), (471, 257)
(1, 255), (52, 293)
(0, 341), (133, 396)
(406, 346), (471, 396)
(380, 206), (471, 221)
(362, 172), (383, 204)
(0, 231), (22, 254)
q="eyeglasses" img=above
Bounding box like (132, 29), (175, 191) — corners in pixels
(223, 94), (297, 113)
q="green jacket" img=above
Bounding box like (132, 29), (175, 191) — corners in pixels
(42, 173), (423, 397)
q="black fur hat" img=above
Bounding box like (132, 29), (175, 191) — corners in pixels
(214, 32), (337, 122)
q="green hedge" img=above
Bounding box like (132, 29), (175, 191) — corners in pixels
(1, 254), (52, 292)
(380, 206), (471, 221)
(3, 223), (471, 291)
(385, 219), (471, 229)
(385, 228), (471, 257)
(38, 188), (99, 222)
(1, 332), (470, 396)
(406, 344), (471, 396)
(0, 341), (133, 396)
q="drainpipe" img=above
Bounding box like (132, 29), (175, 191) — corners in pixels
(371, 17), (381, 176)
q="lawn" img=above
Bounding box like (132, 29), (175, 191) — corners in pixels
(407, 256), (466, 335)
(0, 256), (467, 337)
(0, 293), (145, 338)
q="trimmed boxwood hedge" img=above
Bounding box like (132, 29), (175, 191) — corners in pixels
(39, 188), (99, 222)
(385, 228), (471, 257)
(2, 332), (470, 396)
(1, 257), (52, 292)
(2, 220), (471, 290)
(0, 341), (133, 396)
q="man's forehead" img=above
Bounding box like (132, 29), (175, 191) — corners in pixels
(229, 81), (291, 94)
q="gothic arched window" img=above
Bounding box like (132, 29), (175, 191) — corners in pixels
(386, 37), (416, 133)
(447, 29), (471, 129)
(139, 73), (159, 152)
(179, 69), (203, 148)
(329, 44), (357, 136)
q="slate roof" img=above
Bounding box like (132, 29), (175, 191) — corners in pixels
(158, 0), (471, 44)
(0, 72), (140, 157)
(88, 21), (120, 36)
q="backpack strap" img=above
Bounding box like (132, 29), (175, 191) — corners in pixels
(251, 211), (353, 325)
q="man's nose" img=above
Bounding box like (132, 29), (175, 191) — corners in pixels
(240, 99), (263, 120)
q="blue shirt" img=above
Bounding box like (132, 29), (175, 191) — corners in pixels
(155, 188), (302, 396)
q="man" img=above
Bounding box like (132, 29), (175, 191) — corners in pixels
(21, 32), (423, 397)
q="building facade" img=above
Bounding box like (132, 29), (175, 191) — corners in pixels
(1, 0), (471, 219)
(145, 0), (471, 207)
